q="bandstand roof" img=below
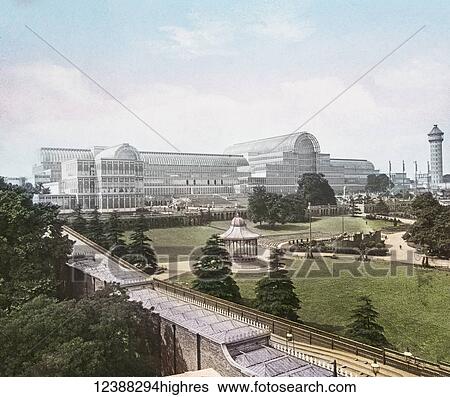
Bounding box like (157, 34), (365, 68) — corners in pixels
(219, 216), (260, 241)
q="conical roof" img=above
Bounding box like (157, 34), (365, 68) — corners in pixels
(428, 124), (444, 138)
(219, 215), (260, 240)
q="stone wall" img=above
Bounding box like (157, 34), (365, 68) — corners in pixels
(159, 317), (246, 377)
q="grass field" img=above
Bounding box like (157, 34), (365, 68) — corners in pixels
(123, 215), (450, 362)
(172, 258), (450, 363)
(123, 216), (396, 262)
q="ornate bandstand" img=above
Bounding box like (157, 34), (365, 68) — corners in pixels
(220, 215), (260, 261)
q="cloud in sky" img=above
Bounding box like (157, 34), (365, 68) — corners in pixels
(147, 9), (313, 58)
(156, 21), (234, 57)
(1, 55), (448, 178)
(248, 13), (314, 42)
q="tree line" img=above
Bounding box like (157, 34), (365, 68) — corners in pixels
(0, 178), (160, 376)
(192, 235), (389, 348)
(71, 205), (158, 274)
(404, 193), (450, 261)
(247, 173), (336, 226)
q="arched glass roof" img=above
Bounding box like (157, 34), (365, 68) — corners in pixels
(224, 131), (320, 155)
(95, 144), (141, 161)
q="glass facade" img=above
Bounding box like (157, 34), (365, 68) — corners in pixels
(34, 133), (378, 212)
(35, 144), (248, 212)
(225, 132), (377, 194)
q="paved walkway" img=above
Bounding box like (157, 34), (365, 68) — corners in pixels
(270, 335), (414, 377)
(379, 232), (450, 270)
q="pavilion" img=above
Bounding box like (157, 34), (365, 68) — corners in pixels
(220, 215), (260, 261)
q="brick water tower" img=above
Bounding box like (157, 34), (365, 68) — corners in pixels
(428, 124), (444, 188)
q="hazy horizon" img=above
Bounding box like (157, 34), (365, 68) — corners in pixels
(1, 0), (449, 179)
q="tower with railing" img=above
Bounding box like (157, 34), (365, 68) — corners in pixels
(428, 124), (444, 188)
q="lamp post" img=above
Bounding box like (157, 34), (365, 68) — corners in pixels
(286, 330), (294, 352)
(371, 359), (380, 376)
(307, 202), (313, 259)
(403, 348), (413, 371)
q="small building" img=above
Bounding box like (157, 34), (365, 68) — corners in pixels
(220, 215), (260, 261)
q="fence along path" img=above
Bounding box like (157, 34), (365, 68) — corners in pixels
(153, 279), (450, 377)
(62, 226), (450, 377)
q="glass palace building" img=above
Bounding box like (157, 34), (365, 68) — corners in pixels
(33, 132), (377, 212)
(224, 131), (377, 195)
(33, 144), (248, 211)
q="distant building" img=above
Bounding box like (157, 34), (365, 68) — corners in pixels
(390, 172), (413, 193)
(224, 131), (377, 194)
(34, 132), (378, 212)
(4, 176), (27, 187)
(428, 124), (444, 188)
(33, 144), (248, 212)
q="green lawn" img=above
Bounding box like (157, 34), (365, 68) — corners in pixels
(209, 216), (394, 237)
(125, 217), (389, 262)
(124, 215), (450, 362)
(172, 258), (450, 363)
(131, 216), (394, 246)
(124, 216), (397, 263)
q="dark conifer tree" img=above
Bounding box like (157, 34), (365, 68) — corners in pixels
(71, 204), (87, 234)
(105, 211), (126, 256)
(347, 295), (390, 348)
(254, 248), (300, 321)
(127, 213), (158, 274)
(192, 234), (241, 302)
(86, 207), (107, 247)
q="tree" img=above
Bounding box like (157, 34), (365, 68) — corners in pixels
(248, 186), (306, 226)
(279, 193), (307, 222)
(192, 234), (241, 302)
(366, 174), (392, 193)
(0, 188), (73, 311)
(374, 197), (389, 215)
(405, 194), (450, 260)
(127, 213), (158, 274)
(254, 249), (301, 321)
(247, 185), (269, 225)
(346, 296), (390, 348)
(71, 204), (87, 234)
(0, 287), (160, 376)
(86, 207), (107, 247)
(410, 192), (439, 217)
(297, 173), (336, 205)
(105, 211), (126, 254)
(265, 192), (284, 226)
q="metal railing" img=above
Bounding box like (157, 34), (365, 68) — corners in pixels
(62, 226), (450, 377)
(63, 225), (152, 282)
(152, 279), (450, 377)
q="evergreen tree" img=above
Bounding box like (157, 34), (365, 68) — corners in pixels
(346, 296), (390, 348)
(71, 204), (87, 234)
(192, 234), (241, 302)
(127, 213), (158, 274)
(254, 248), (301, 321)
(374, 197), (389, 215)
(105, 211), (126, 255)
(86, 207), (107, 247)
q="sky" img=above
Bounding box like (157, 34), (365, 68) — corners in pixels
(0, 0), (449, 178)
